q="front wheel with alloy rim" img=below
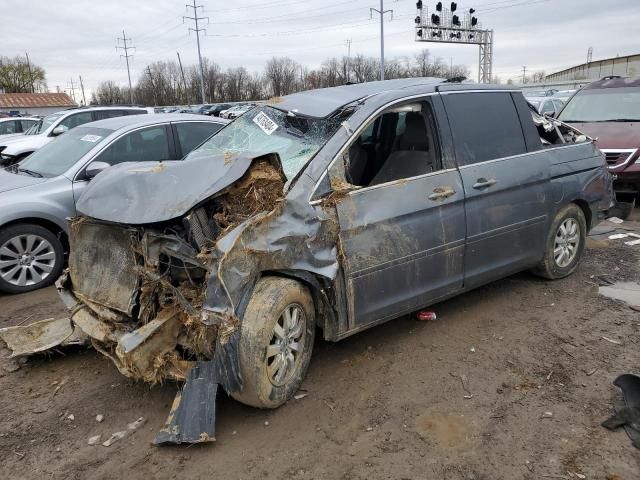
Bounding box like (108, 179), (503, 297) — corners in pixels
(0, 224), (64, 294)
(231, 277), (315, 409)
(532, 203), (587, 280)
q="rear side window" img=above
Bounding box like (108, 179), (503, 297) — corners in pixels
(443, 92), (527, 166)
(175, 122), (224, 156)
(94, 110), (126, 120)
(124, 109), (147, 116)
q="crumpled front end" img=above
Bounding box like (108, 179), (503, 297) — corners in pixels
(56, 156), (335, 386)
(57, 218), (217, 383)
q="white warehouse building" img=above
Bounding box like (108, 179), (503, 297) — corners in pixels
(546, 53), (640, 82)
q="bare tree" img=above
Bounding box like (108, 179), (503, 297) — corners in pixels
(264, 57), (299, 97)
(124, 51), (477, 106)
(0, 55), (47, 93)
(91, 81), (127, 104)
(531, 70), (546, 83)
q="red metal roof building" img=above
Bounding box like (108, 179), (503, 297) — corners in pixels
(0, 93), (77, 116)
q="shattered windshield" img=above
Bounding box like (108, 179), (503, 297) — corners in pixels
(24, 112), (64, 135)
(558, 87), (640, 122)
(188, 106), (343, 179)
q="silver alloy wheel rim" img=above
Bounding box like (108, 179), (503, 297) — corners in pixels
(0, 234), (56, 287)
(554, 218), (580, 268)
(266, 303), (306, 387)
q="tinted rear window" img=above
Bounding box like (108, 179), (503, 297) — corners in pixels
(443, 92), (527, 166)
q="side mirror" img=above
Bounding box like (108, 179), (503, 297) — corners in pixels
(85, 161), (111, 180)
(51, 126), (68, 137)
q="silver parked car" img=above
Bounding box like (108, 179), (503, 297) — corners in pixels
(527, 96), (564, 117)
(0, 113), (228, 293)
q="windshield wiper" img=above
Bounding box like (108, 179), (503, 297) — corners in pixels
(18, 168), (43, 178)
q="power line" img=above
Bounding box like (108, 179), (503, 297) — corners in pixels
(346, 39), (352, 83)
(145, 66), (159, 106)
(116, 30), (135, 103)
(79, 75), (87, 105)
(177, 51), (190, 105)
(25, 52), (34, 93)
(67, 78), (77, 103)
(184, 0), (208, 104)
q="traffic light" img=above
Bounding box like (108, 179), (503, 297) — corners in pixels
(452, 14), (460, 26)
(415, 15), (421, 24)
(450, 2), (457, 12)
(469, 8), (475, 14)
(436, 2), (442, 12)
(417, 29), (423, 37)
(431, 13), (440, 25)
(471, 16), (478, 26)
(416, 0), (423, 9)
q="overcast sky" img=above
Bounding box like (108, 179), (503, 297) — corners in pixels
(3, 0), (640, 101)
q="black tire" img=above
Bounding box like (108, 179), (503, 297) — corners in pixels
(0, 224), (64, 294)
(231, 277), (315, 408)
(532, 204), (586, 280)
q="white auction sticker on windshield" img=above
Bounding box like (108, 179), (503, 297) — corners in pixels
(253, 111), (279, 135)
(80, 134), (102, 143)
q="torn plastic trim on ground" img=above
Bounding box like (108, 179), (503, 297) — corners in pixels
(0, 317), (88, 358)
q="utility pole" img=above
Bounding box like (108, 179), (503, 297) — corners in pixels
(78, 75), (86, 105)
(586, 46), (593, 78)
(370, 0), (393, 81)
(177, 52), (190, 105)
(184, 0), (208, 104)
(145, 66), (158, 106)
(116, 30), (135, 104)
(345, 39), (352, 83)
(67, 78), (77, 104)
(25, 52), (34, 93)
(521, 66), (527, 85)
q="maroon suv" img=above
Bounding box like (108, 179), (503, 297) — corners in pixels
(558, 76), (640, 211)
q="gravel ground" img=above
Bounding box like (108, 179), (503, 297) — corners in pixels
(1, 219), (639, 480)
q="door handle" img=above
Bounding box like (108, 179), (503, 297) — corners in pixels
(473, 178), (497, 189)
(428, 186), (456, 201)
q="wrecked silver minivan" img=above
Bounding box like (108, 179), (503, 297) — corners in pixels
(31, 78), (610, 443)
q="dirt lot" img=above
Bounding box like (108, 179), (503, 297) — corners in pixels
(1, 220), (640, 480)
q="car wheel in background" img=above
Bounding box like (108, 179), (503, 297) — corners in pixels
(532, 203), (586, 280)
(0, 224), (64, 294)
(231, 277), (316, 408)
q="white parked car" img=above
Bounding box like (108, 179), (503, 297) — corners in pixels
(0, 117), (40, 137)
(0, 106), (148, 166)
(221, 104), (254, 119)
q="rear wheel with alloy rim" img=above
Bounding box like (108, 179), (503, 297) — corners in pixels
(0, 224), (64, 294)
(532, 204), (586, 280)
(231, 277), (315, 408)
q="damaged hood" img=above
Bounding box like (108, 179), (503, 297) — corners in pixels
(76, 152), (258, 224)
(568, 122), (640, 150)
